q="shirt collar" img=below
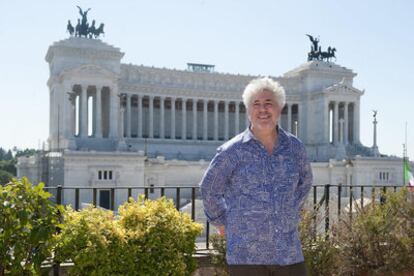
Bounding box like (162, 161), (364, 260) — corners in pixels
(240, 126), (255, 143)
(241, 125), (288, 147)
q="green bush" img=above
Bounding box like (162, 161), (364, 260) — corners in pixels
(56, 196), (203, 276)
(0, 170), (13, 185)
(55, 206), (127, 275)
(299, 209), (340, 276)
(209, 234), (228, 276)
(335, 188), (414, 275)
(0, 178), (62, 275)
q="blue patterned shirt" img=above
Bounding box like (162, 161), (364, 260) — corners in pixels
(200, 126), (312, 265)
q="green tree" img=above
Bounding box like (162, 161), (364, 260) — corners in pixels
(0, 148), (5, 160)
(0, 170), (13, 185)
(0, 160), (16, 176)
(0, 178), (63, 275)
(15, 148), (38, 158)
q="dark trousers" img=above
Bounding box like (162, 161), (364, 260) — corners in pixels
(229, 262), (308, 276)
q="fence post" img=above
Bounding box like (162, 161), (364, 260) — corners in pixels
(75, 188), (79, 211)
(337, 185), (342, 218)
(176, 188), (181, 210)
(53, 185), (62, 276)
(206, 221), (210, 249)
(93, 188), (97, 207)
(111, 188), (115, 211)
(380, 186), (387, 205)
(313, 186), (317, 239)
(325, 184), (330, 235)
(191, 187), (196, 221)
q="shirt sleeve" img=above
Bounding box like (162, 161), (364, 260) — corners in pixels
(294, 144), (313, 212)
(199, 148), (234, 226)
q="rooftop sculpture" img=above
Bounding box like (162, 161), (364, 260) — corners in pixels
(66, 6), (105, 39)
(306, 34), (336, 62)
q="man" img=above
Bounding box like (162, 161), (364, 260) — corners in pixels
(200, 77), (312, 276)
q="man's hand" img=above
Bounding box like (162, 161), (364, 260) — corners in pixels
(218, 225), (225, 236)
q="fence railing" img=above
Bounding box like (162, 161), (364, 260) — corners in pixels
(43, 183), (405, 275)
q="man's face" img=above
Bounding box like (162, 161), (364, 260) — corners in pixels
(248, 89), (281, 132)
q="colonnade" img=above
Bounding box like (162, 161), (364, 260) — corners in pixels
(67, 84), (117, 139)
(66, 85), (303, 142)
(120, 94), (248, 141)
(329, 101), (359, 144)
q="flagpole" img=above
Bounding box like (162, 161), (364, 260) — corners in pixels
(403, 122), (408, 186)
(403, 143), (406, 186)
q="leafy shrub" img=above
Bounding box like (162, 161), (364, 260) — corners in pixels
(0, 170), (13, 185)
(335, 188), (414, 275)
(55, 206), (126, 275)
(209, 234), (228, 276)
(57, 196), (203, 276)
(0, 178), (62, 275)
(299, 208), (339, 276)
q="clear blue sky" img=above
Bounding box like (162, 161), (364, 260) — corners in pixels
(0, 0), (413, 160)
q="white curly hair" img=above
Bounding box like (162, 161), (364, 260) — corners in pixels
(242, 77), (286, 110)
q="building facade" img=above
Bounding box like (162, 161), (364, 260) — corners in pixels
(17, 37), (405, 208)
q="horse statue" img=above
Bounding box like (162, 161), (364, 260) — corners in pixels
(88, 20), (96, 38)
(91, 23), (105, 38)
(320, 47), (336, 62)
(67, 20), (74, 36)
(75, 19), (81, 37)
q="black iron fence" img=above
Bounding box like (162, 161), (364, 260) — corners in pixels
(43, 183), (404, 275)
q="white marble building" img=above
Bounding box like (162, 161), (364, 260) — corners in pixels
(17, 37), (406, 208)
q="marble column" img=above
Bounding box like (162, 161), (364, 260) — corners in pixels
(192, 99), (197, 140)
(109, 86), (119, 138)
(235, 102), (240, 134)
(334, 101), (339, 144)
(203, 100), (208, 140)
(137, 95), (143, 138)
(120, 105), (125, 139)
(160, 96), (165, 139)
(95, 86), (102, 138)
(245, 107), (250, 129)
(224, 101), (229, 140)
(344, 102), (349, 144)
(296, 103), (301, 137)
(353, 101), (360, 143)
(182, 98), (187, 140)
(171, 97), (176, 139)
(80, 85), (88, 138)
(214, 101), (219, 140)
(126, 94), (131, 138)
(287, 103), (292, 132)
(339, 118), (344, 144)
(70, 92), (76, 137)
(63, 83), (73, 138)
(149, 96), (154, 138)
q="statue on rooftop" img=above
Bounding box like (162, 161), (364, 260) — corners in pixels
(306, 34), (337, 62)
(67, 6), (105, 39)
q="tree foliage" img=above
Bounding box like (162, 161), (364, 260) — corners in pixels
(0, 178), (62, 275)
